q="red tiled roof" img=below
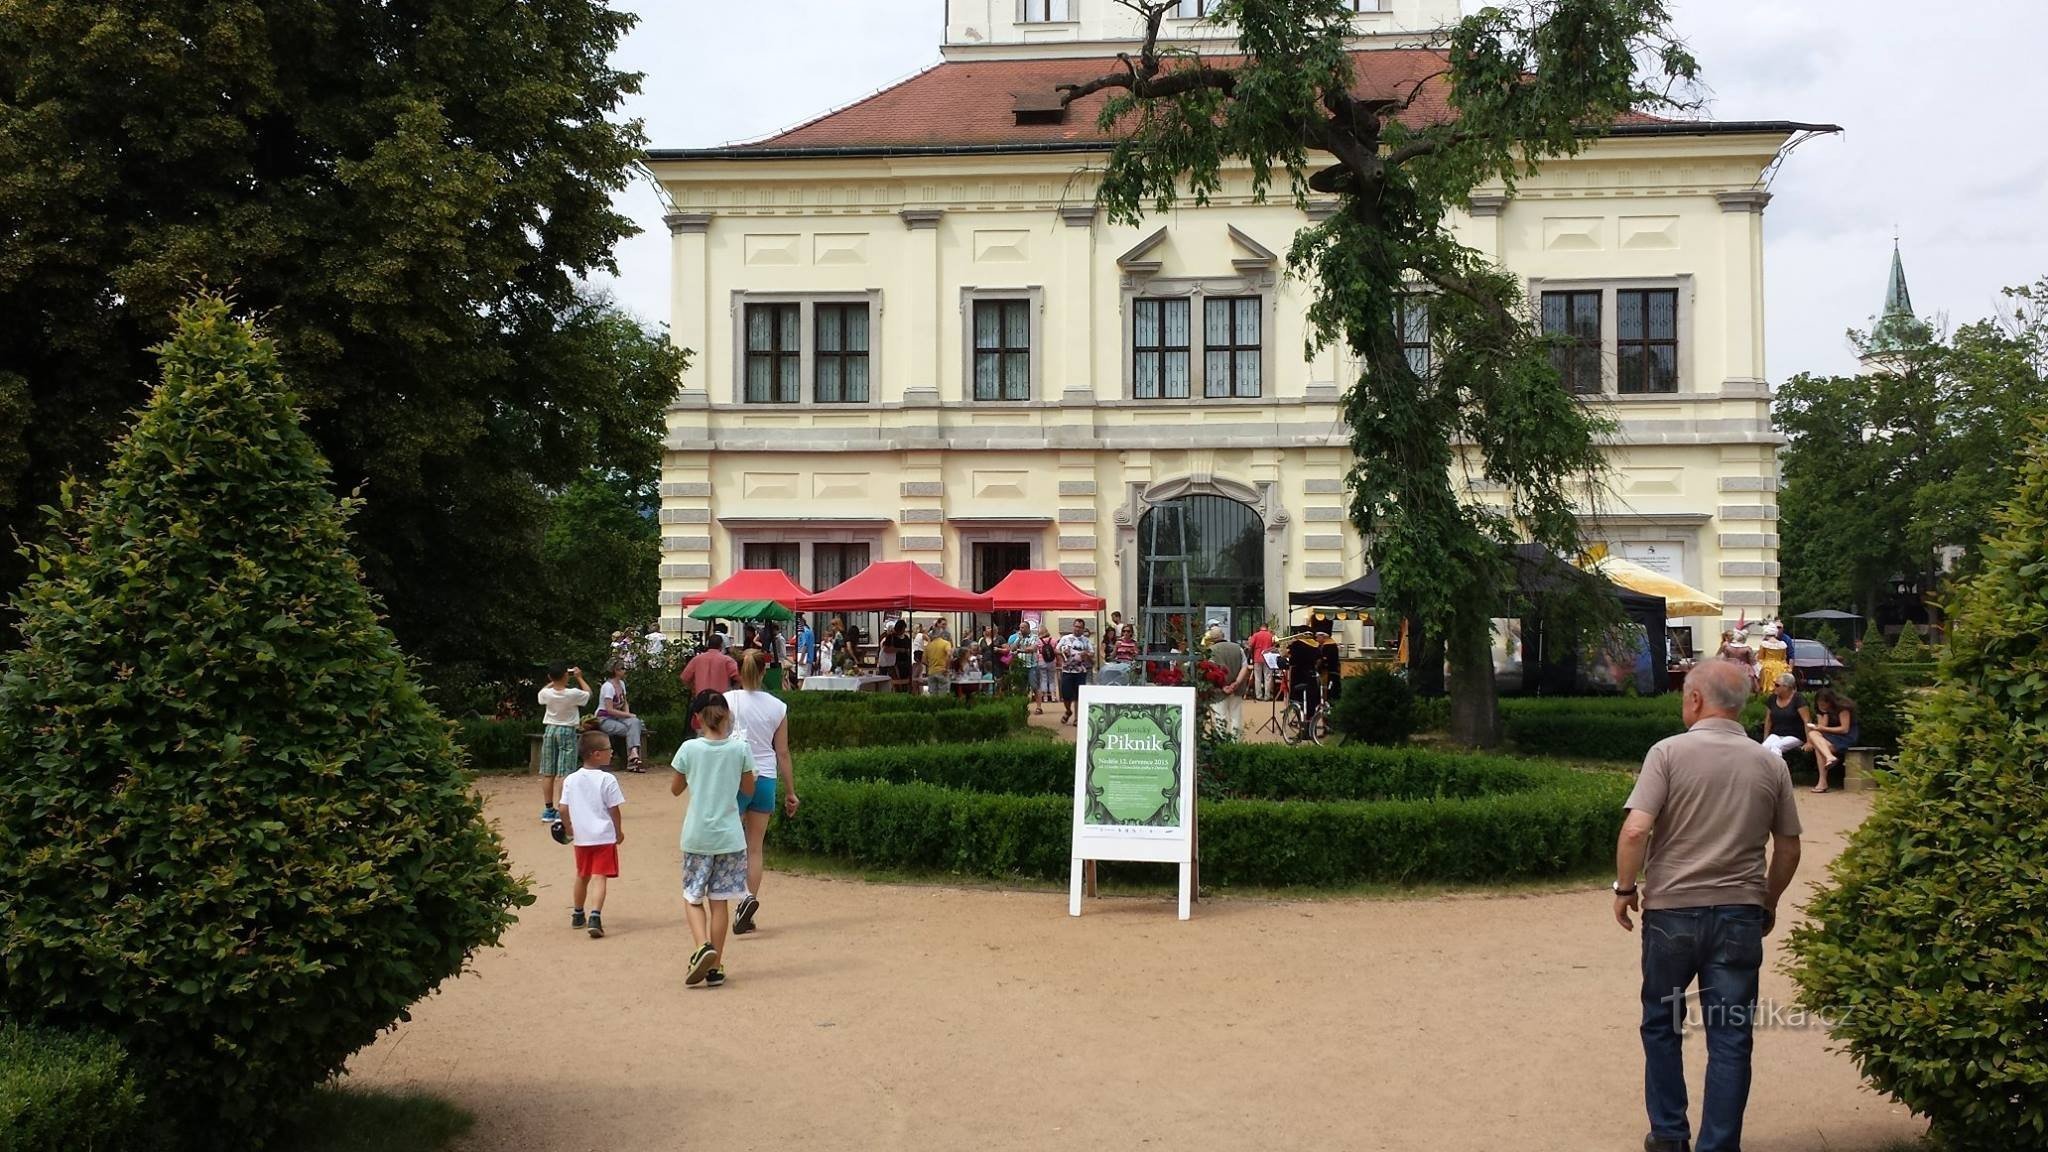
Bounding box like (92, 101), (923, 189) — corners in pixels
(708, 49), (1666, 154)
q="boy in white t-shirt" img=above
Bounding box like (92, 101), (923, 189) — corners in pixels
(557, 729), (627, 939)
(536, 662), (591, 823)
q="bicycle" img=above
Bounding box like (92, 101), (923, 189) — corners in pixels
(1281, 692), (1327, 745)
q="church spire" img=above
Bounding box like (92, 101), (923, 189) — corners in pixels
(1863, 237), (1926, 365)
(1881, 238), (1913, 320)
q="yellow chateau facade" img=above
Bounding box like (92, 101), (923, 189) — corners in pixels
(648, 0), (1825, 651)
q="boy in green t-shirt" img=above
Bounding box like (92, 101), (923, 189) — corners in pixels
(670, 689), (755, 988)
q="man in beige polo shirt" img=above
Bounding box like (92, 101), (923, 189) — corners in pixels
(1613, 658), (1803, 1152)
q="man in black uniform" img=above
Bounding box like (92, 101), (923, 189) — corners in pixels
(1285, 625), (1323, 741)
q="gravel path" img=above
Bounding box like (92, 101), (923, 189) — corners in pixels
(346, 772), (1923, 1151)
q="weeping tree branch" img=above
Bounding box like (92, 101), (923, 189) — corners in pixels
(1050, 0), (1701, 746)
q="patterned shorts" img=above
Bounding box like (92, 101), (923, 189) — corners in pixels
(539, 724), (580, 777)
(681, 850), (749, 905)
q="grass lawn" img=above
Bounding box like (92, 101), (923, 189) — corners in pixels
(280, 1085), (473, 1152)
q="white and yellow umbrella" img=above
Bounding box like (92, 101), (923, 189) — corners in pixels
(1585, 556), (1723, 618)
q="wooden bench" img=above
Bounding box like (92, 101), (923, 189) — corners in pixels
(1841, 746), (1883, 792)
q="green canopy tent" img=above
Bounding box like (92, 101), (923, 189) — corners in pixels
(687, 598), (796, 623)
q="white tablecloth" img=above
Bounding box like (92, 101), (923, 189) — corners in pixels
(801, 674), (895, 692)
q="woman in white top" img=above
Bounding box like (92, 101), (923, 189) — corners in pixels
(723, 649), (800, 935)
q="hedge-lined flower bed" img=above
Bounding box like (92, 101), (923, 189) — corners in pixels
(772, 740), (1633, 887)
(454, 693), (1029, 770)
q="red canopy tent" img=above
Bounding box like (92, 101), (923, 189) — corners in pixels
(681, 568), (811, 608)
(796, 560), (993, 613)
(983, 568), (1105, 612)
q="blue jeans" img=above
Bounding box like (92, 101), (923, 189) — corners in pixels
(1640, 904), (1766, 1152)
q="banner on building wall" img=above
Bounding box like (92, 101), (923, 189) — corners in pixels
(1069, 685), (1197, 920)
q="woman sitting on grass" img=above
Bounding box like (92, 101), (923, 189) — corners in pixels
(1805, 687), (1859, 793)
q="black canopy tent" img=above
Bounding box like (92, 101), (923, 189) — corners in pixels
(1793, 608), (1865, 645)
(1288, 544), (1669, 694)
(1288, 570), (1380, 609)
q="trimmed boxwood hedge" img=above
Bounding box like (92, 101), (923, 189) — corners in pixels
(1499, 696), (1766, 763)
(772, 739), (1632, 887)
(453, 693), (1029, 770)
(0, 1023), (146, 1151)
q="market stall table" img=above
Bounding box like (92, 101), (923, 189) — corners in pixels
(801, 674), (895, 692)
(948, 674), (997, 697)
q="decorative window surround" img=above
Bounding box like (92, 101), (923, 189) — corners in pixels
(1120, 226), (1277, 402)
(1527, 275), (1696, 396)
(729, 290), (884, 407)
(959, 287), (1045, 402)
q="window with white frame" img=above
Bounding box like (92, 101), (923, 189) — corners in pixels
(1020, 0), (1071, 20)
(1203, 296), (1262, 398)
(1173, 0), (1213, 17)
(972, 299), (1033, 401)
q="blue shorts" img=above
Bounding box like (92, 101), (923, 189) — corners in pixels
(739, 774), (778, 815)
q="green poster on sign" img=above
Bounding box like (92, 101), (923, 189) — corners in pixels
(1083, 701), (1183, 828)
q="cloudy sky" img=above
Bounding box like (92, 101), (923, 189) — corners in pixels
(592, 1), (2048, 380)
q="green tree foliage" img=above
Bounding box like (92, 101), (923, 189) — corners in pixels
(1329, 668), (1419, 745)
(0, 3), (683, 700)
(0, 297), (530, 1147)
(1790, 423), (2048, 1149)
(538, 469), (660, 662)
(1059, 0), (1696, 745)
(1777, 278), (2047, 619)
(1841, 641), (1905, 753)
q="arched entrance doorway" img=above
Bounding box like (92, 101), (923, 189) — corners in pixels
(1137, 494), (1265, 650)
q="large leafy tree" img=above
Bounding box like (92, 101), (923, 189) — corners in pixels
(0, 1), (683, 699)
(1061, 0), (1695, 744)
(539, 467), (660, 661)
(1777, 278), (2047, 619)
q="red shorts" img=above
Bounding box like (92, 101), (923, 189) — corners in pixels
(573, 843), (620, 878)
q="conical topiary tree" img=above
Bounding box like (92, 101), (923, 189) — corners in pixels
(1891, 620), (1929, 662)
(1790, 424), (2048, 1150)
(0, 296), (531, 1146)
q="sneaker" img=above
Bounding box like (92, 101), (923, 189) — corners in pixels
(732, 894), (760, 935)
(685, 943), (719, 986)
(704, 967), (726, 988)
(587, 912), (604, 939)
(540, 806), (559, 824)
(570, 909), (586, 929)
